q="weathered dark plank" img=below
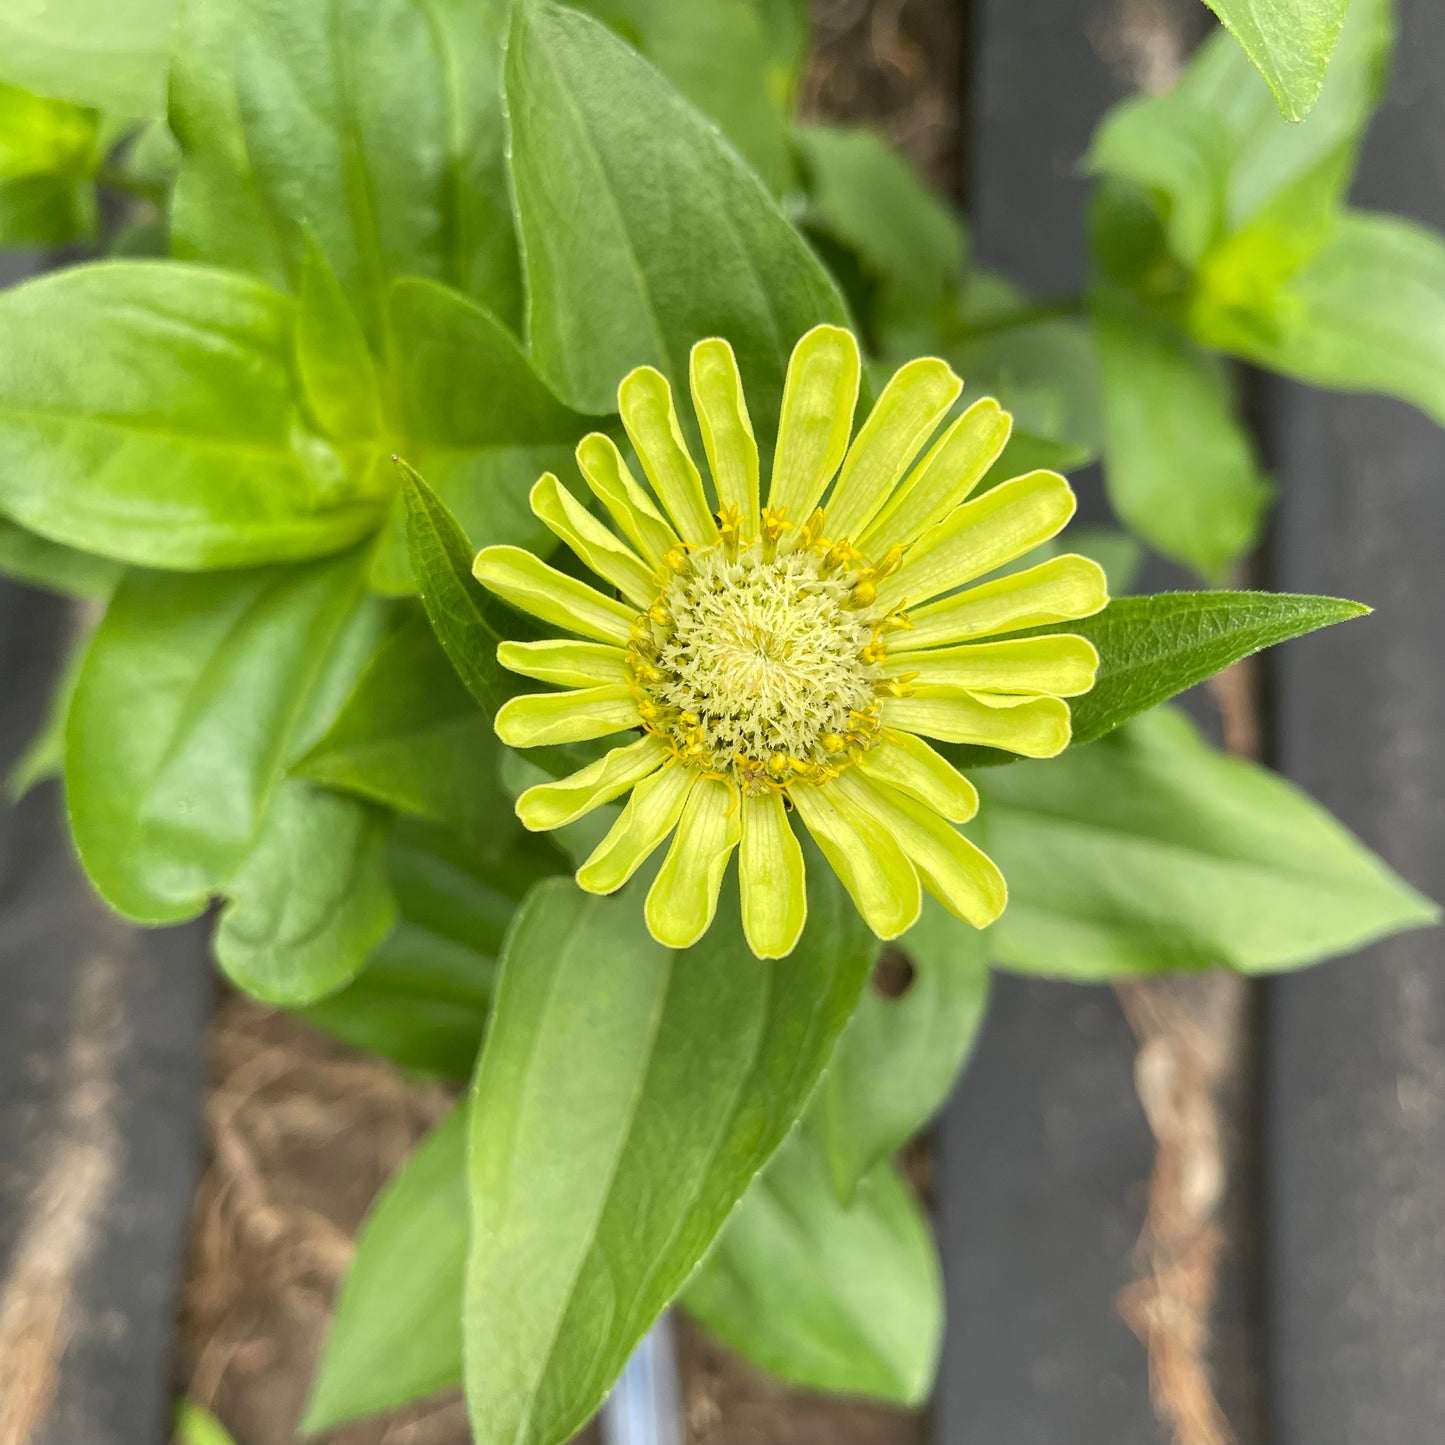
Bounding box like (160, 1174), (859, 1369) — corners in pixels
(1262, 3), (1445, 1440)
(0, 252), (214, 1445)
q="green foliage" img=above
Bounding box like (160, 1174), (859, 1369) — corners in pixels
(305, 1106), (470, 1432)
(464, 873), (876, 1445)
(1201, 0), (1350, 122)
(505, 0), (849, 421)
(0, 264), (382, 569)
(0, 520), (121, 598)
(0, 82), (100, 246)
(986, 709), (1439, 979)
(174, 1400), (239, 1445)
(808, 900), (990, 1203)
(682, 1131), (942, 1405)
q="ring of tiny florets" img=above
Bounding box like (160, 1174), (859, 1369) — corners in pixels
(625, 507), (915, 794)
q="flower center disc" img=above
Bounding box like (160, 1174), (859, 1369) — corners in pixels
(628, 535), (890, 791)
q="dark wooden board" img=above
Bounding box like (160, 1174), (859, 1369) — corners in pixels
(1262, 3), (1445, 1440)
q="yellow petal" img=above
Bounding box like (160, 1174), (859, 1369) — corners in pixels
(888, 634), (1100, 697)
(824, 356), (961, 541)
(473, 545), (636, 644)
(494, 685), (641, 747)
(691, 338), (760, 535)
(576, 764), (695, 894)
(859, 398), (1013, 553)
(856, 731), (979, 823)
(496, 639), (630, 688)
(883, 689), (1072, 757)
(876, 470), (1076, 613)
(645, 777), (742, 949)
(789, 781), (920, 940)
(835, 772), (1006, 928)
(618, 366), (717, 545)
(768, 324), (861, 522)
(739, 790), (807, 958)
(516, 735), (669, 832)
(575, 431), (679, 569)
(893, 554), (1109, 652)
(529, 473), (655, 608)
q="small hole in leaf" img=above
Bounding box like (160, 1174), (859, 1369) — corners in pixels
(870, 949), (916, 1001)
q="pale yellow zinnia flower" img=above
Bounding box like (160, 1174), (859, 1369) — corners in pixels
(473, 325), (1107, 958)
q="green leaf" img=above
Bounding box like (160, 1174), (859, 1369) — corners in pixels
(985, 708), (1440, 979)
(305, 1105), (469, 1432)
(368, 279), (585, 591)
(0, 263), (383, 569)
(296, 237), (384, 444)
(215, 781), (394, 1006)
(298, 819), (561, 1077)
(946, 589), (1370, 768)
(1196, 210), (1445, 426)
(1092, 287), (1270, 579)
(682, 1132), (942, 1406)
(174, 1400), (239, 1445)
(464, 870), (876, 1445)
(0, 0), (176, 115)
(400, 463), (513, 717)
(1202, 0), (1350, 122)
(170, 0), (521, 337)
(0, 82), (100, 246)
(506, 0), (850, 420)
(0, 520), (121, 599)
(294, 608), (510, 834)
(797, 124), (965, 323)
(809, 898), (989, 1204)
(66, 550), (386, 923)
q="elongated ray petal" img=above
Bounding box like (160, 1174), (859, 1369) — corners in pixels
(825, 356), (961, 540)
(768, 325), (861, 521)
(887, 634), (1100, 697)
(860, 398), (1014, 553)
(576, 764), (695, 894)
(515, 735), (669, 832)
(496, 639), (630, 688)
(495, 685), (641, 747)
(474, 545), (637, 644)
(530, 474), (655, 608)
(857, 731), (978, 823)
(883, 689), (1072, 756)
(894, 553), (1109, 652)
(645, 778), (742, 948)
(619, 366), (717, 544)
(576, 432), (679, 568)
(790, 781), (920, 939)
(876, 470), (1076, 613)
(691, 338), (760, 534)
(739, 790), (807, 958)
(836, 772), (1006, 928)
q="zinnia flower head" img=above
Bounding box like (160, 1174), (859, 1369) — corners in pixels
(473, 325), (1107, 958)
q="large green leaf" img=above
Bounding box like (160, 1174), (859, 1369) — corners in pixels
(294, 608), (510, 834)
(215, 781), (394, 1005)
(299, 820), (561, 1077)
(170, 0), (520, 336)
(464, 871), (875, 1445)
(0, 81), (100, 246)
(0, 263), (382, 569)
(1093, 287), (1269, 579)
(683, 1132), (942, 1406)
(401, 464), (513, 716)
(947, 589), (1370, 768)
(67, 550), (386, 923)
(1202, 0), (1350, 122)
(984, 709), (1439, 980)
(0, 0), (175, 115)
(506, 0), (849, 421)
(1196, 210), (1445, 426)
(808, 899), (989, 1204)
(305, 1105), (469, 1432)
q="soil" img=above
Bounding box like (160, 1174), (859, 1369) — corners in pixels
(174, 4), (962, 1443)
